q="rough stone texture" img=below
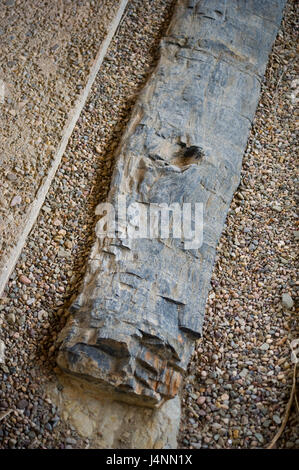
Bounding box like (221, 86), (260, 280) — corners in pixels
(47, 373), (180, 449)
(57, 0), (286, 407)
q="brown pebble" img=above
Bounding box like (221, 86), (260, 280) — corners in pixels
(19, 275), (31, 285)
(16, 399), (29, 410)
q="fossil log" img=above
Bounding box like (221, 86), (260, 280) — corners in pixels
(57, 0), (285, 407)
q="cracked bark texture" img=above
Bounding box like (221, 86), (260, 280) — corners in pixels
(57, 0), (286, 407)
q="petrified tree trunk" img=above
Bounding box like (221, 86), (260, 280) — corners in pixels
(57, 0), (285, 408)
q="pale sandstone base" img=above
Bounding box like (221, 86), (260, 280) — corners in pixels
(47, 372), (180, 449)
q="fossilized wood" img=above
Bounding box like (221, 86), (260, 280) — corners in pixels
(57, 0), (285, 407)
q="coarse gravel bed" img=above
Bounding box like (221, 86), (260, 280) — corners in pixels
(179, 0), (298, 450)
(0, 0), (121, 284)
(0, 0), (175, 449)
(0, 0), (298, 450)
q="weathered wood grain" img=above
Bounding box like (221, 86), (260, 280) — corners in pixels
(57, 0), (286, 407)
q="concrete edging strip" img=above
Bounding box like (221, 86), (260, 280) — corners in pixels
(0, 0), (129, 298)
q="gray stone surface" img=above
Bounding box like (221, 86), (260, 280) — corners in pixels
(281, 293), (294, 309)
(57, 0), (285, 407)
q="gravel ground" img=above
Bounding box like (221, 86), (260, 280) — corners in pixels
(179, 0), (298, 450)
(0, 0), (121, 278)
(0, 0), (297, 450)
(0, 0), (175, 449)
